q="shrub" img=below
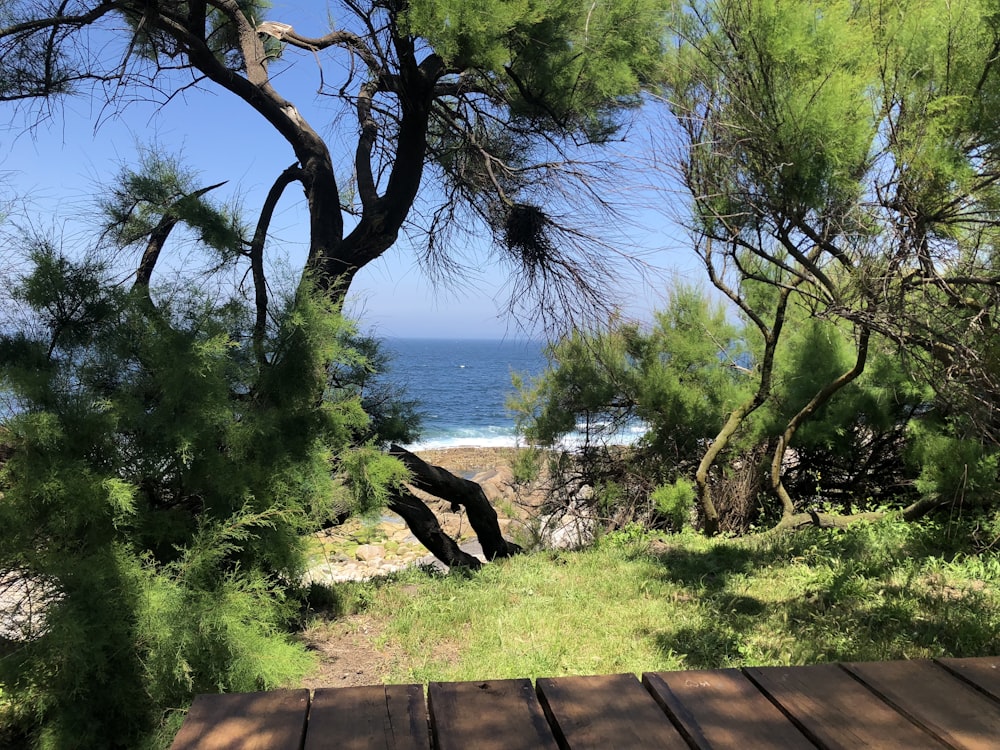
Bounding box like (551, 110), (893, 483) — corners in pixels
(651, 478), (697, 531)
(0, 249), (376, 747)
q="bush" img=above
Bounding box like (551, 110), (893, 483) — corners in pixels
(0, 249), (375, 747)
(651, 478), (697, 531)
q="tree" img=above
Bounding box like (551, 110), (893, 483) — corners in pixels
(511, 285), (750, 530)
(0, 0), (663, 312)
(659, 0), (1000, 527)
(0, 245), (358, 747)
(0, 0), (666, 564)
(514, 281), (976, 535)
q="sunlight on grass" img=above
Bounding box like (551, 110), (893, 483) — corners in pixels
(309, 518), (1000, 684)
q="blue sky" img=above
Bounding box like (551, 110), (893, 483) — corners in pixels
(0, 6), (702, 339)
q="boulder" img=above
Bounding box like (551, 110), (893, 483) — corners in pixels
(354, 544), (386, 562)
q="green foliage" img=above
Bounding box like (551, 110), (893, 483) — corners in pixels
(327, 333), (423, 447)
(907, 420), (1000, 511)
(339, 446), (411, 516)
(99, 150), (244, 259)
(758, 302), (924, 455)
(0, 247), (386, 747)
(512, 285), (752, 528)
(404, 0), (665, 133)
(515, 279), (986, 530)
(664, 0), (1000, 456)
(666, 0), (874, 228)
(514, 286), (746, 453)
(651, 478), (697, 530)
(510, 447), (543, 485)
(139, 535), (314, 707)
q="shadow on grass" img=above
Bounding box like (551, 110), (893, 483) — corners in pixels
(642, 524), (1000, 669)
(298, 561), (459, 620)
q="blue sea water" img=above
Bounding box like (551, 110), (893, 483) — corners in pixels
(381, 338), (547, 450)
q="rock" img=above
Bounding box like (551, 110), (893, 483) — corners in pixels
(378, 519), (405, 537)
(539, 504), (596, 550)
(355, 544), (385, 562)
(471, 466), (516, 503)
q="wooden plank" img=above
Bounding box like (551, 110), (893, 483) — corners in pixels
(844, 659), (1000, 750)
(428, 679), (559, 750)
(535, 673), (687, 749)
(170, 689), (309, 750)
(936, 656), (1000, 702)
(745, 663), (948, 749)
(642, 668), (814, 749)
(305, 684), (428, 750)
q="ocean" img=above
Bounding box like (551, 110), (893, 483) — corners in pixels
(381, 338), (547, 450)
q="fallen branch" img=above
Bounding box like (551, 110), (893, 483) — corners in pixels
(390, 444), (521, 560)
(388, 489), (482, 570)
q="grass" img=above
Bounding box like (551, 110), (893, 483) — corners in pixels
(304, 516), (1000, 684)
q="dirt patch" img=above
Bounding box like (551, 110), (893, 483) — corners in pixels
(298, 614), (399, 688)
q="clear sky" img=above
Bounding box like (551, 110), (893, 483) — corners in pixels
(0, 6), (702, 340)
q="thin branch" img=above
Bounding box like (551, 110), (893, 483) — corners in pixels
(248, 164), (302, 365)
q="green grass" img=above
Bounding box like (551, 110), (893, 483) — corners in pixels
(307, 516), (1000, 683)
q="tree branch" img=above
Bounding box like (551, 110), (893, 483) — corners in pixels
(771, 327), (872, 519)
(387, 489), (482, 570)
(256, 21), (380, 73)
(249, 165), (302, 365)
(132, 180), (227, 290)
(389, 444), (520, 560)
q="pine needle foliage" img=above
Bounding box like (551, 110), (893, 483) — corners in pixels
(0, 247), (377, 747)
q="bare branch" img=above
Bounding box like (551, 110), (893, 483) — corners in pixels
(248, 164), (302, 365)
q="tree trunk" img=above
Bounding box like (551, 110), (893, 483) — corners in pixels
(388, 490), (482, 570)
(695, 399), (755, 535)
(770, 328), (871, 523)
(389, 445), (521, 560)
(771, 509), (885, 531)
(759, 492), (953, 534)
(695, 255), (793, 535)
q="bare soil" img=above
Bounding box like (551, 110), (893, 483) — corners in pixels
(298, 614), (398, 688)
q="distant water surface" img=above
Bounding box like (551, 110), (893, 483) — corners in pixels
(380, 338), (546, 449)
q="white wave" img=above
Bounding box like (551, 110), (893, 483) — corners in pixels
(404, 434), (523, 451)
(404, 422), (648, 452)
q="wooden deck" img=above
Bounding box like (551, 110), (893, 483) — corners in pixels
(170, 656), (1000, 749)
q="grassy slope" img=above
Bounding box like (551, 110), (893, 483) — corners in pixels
(311, 517), (1000, 684)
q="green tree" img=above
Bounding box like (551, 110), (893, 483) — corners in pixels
(0, 0), (668, 564)
(511, 285), (749, 529)
(516, 277), (981, 534)
(660, 0), (1000, 526)
(0, 0), (664, 315)
(0, 242), (374, 746)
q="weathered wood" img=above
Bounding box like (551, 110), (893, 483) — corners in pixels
(746, 663), (948, 749)
(305, 684), (428, 750)
(171, 657), (1000, 748)
(936, 656), (1000, 702)
(390, 444), (520, 560)
(427, 679), (558, 750)
(388, 488), (482, 569)
(843, 659), (1000, 750)
(536, 673), (687, 749)
(169, 689), (309, 750)
(642, 668), (812, 749)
